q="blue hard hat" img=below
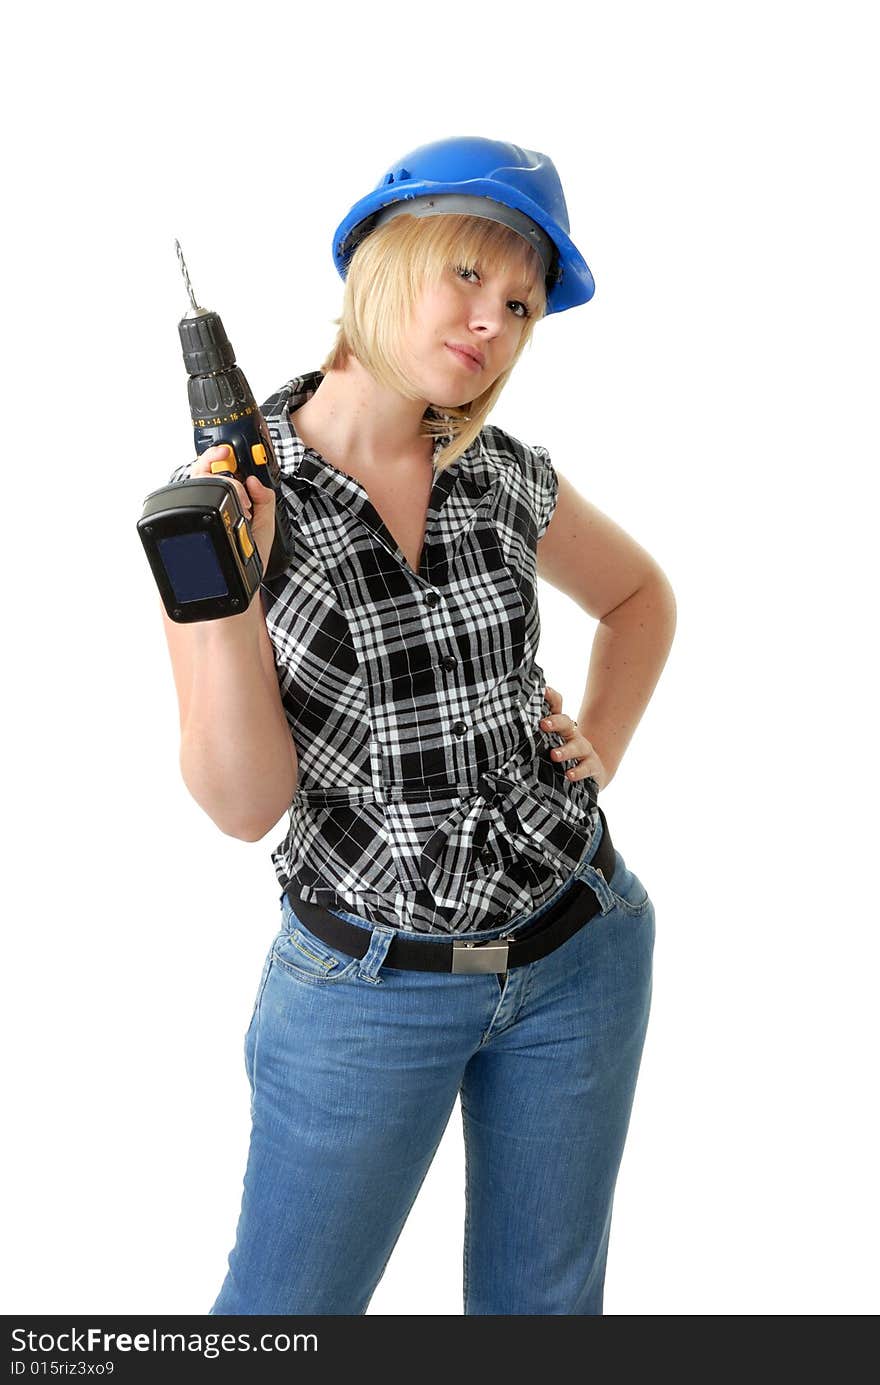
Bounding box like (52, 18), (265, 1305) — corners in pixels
(331, 136), (595, 316)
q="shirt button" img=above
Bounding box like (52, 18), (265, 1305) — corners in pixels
(440, 655), (457, 671)
(425, 590), (440, 607)
(452, 721), (468, 737)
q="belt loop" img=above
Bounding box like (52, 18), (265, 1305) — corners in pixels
(573, 809), (604, 880)
(573, 810), (615, 913)
(577, 861), (616, 914)
(357, 924), (397, 985)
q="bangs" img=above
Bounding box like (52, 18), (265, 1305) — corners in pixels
(402, 212), (548, 319)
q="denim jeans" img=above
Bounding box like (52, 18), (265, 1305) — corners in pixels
(209, 813), (655, 1315)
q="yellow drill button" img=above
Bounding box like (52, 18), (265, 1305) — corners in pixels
(235, 518), (255, 561)
(251, 443), (268, 467)
(211, 452), (237, 475)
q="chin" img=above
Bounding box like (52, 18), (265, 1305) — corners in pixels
(422, 386), (473, 411)
(434, 369), (483, 408)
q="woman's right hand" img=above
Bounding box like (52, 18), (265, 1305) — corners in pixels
(190, 445), (277, 575)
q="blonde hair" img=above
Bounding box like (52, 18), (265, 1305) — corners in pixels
(318, 212), (548, 471)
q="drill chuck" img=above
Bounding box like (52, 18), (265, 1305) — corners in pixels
(178, 308), (236, 375)
(178, 309), (259, 425)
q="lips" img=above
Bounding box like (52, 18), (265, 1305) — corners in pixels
(446, 344), (484, 371)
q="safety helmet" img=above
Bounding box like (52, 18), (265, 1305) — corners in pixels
(331, 136), (594, 316)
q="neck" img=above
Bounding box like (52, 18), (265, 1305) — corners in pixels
(293, 357), (434, 470)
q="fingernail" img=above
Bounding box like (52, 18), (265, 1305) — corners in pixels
(209, 445), (230, 458)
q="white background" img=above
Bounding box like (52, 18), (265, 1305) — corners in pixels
(3, 0), (877, 1317)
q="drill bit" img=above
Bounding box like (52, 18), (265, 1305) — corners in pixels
(175, 239), (201, 314)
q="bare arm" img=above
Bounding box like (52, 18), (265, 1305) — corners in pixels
(161, 594), (298, 840)
(159, 447), (298, 840)
(538, 469), (677, 786)
(573, 574), (677, 785)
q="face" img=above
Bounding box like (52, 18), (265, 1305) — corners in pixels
(400, 256), (537, 406)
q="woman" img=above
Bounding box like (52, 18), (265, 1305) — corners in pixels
(161, 136), (676, 1315)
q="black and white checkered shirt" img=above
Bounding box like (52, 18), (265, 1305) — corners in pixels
(170, 370), (600, 934)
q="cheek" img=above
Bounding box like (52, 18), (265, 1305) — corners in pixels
(416, 281), (455, 314)
(409, 298), (453, 346)
(497, 330), (523, 367)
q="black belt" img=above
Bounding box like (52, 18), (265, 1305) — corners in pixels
(284, 806), (615, 974)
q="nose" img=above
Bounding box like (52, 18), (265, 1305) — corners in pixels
(467, 290), (507, 336)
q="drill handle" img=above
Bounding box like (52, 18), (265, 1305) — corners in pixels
(194, 417), (295, 581)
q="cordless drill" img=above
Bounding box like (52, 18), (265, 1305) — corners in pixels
(137, 242), (295, 622)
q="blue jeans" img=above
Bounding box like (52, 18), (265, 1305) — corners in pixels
(209, 814), (655, 1315)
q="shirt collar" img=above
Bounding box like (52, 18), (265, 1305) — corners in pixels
(261, 370), (500, 498)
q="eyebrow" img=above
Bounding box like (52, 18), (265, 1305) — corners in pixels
(480, 261), (539, 296)
(507, 264), (542, 297)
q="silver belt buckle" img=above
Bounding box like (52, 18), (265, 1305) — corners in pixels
(451, 937), (511, 974)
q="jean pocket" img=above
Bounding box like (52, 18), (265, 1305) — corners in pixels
(272, 909), (360, 984)
(245, 944), (275, 1035)
(606, 849), (652, 918)
(244, 942), (276, 1091)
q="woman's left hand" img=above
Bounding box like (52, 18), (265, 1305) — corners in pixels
(541, 685), (610, 791)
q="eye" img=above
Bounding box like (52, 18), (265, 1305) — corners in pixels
(454, 264), (532, 320)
